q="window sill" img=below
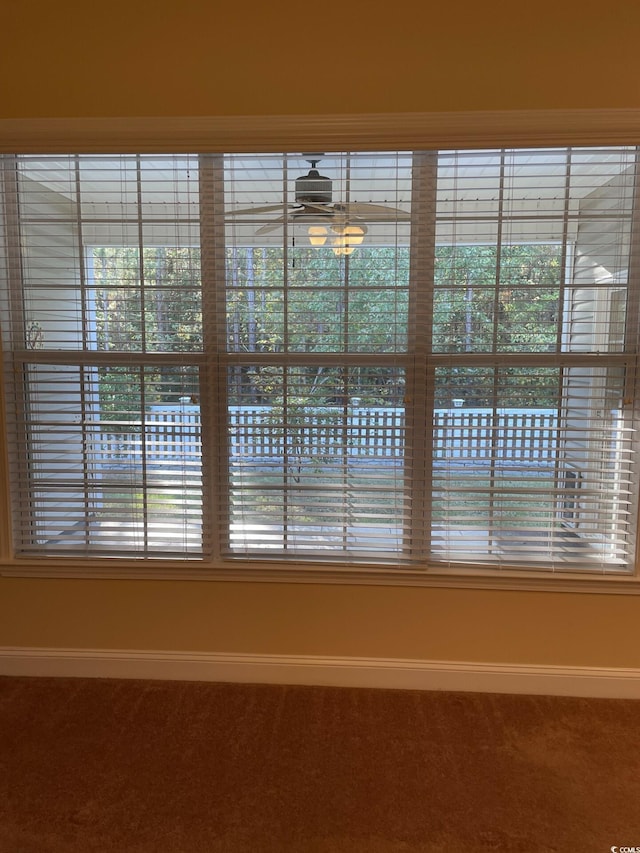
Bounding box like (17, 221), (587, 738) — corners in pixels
(1, 556), (639, 595)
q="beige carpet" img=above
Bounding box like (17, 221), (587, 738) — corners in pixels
(0, 676), (639, 851)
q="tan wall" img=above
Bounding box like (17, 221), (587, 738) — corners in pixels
(2, 577), (639, 668)
(2, 0), (640, 668)
(2, 0), (640, 118)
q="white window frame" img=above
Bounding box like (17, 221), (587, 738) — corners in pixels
(1, 109), (640, 593)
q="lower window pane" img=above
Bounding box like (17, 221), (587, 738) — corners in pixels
(432, 365), (632, 569)
(15, 364), (203, 555)
(227, 365), (408, 558)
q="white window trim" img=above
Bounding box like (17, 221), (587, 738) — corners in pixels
(2, 109), (640, 593)
(1, 109), (640, 154)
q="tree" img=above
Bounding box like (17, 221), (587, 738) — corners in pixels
(93, 247), (201, 418)
(92, 241), (564, 414)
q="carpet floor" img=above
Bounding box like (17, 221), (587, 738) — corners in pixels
(0, 676), (639, 852)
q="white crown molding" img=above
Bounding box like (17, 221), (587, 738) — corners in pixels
(1, 109), (639, 153)
(1, 647), (639, 699)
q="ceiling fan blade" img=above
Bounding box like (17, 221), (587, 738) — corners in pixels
(341, 202), (411, 220)
(298, 203), (334, 214)
(226, 203), (292, 216)
(255, 217), (287, 236)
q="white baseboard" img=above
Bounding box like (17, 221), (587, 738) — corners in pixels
(1, 647), (639, 699)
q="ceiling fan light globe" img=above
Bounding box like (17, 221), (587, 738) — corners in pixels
(344, 224), (366, 246)
(331, 223), (367, 256)
(308, 225), (328, 247)
(331, 223), (366, 241)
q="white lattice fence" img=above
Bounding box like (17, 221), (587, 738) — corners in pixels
(98, 406), (559, 465)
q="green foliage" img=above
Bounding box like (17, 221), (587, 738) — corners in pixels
(93, 247), (202, 352)
(93, 247), (201, 418)
(433, 244), (561, 353)
(93, 242), (564, 413)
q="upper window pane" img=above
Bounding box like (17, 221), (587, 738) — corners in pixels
(223, 152), (412, 355)
(92, 247), (202, 353)
(432, 147), (636, 355)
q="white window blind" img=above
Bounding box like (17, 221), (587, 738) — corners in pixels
(0, 148), (638, 575)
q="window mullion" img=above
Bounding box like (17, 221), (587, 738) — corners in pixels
(621, 149), (640, 569)
(406, 150), (438, 562)
(0, 155), (25, 559)
(199, 153), (227, 561)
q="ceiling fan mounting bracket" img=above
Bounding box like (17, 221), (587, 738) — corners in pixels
(301, 153), (325, 167)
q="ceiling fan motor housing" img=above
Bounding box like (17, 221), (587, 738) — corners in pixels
(295, 168), (332, 204)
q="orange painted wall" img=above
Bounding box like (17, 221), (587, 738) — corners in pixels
(1, 0), (640, 670)
(2, 0), (640, 119)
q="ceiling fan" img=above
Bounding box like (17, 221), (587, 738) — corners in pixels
(226, 155), (410, 253)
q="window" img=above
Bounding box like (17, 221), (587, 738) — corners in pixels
(1, 147), (638, 579)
